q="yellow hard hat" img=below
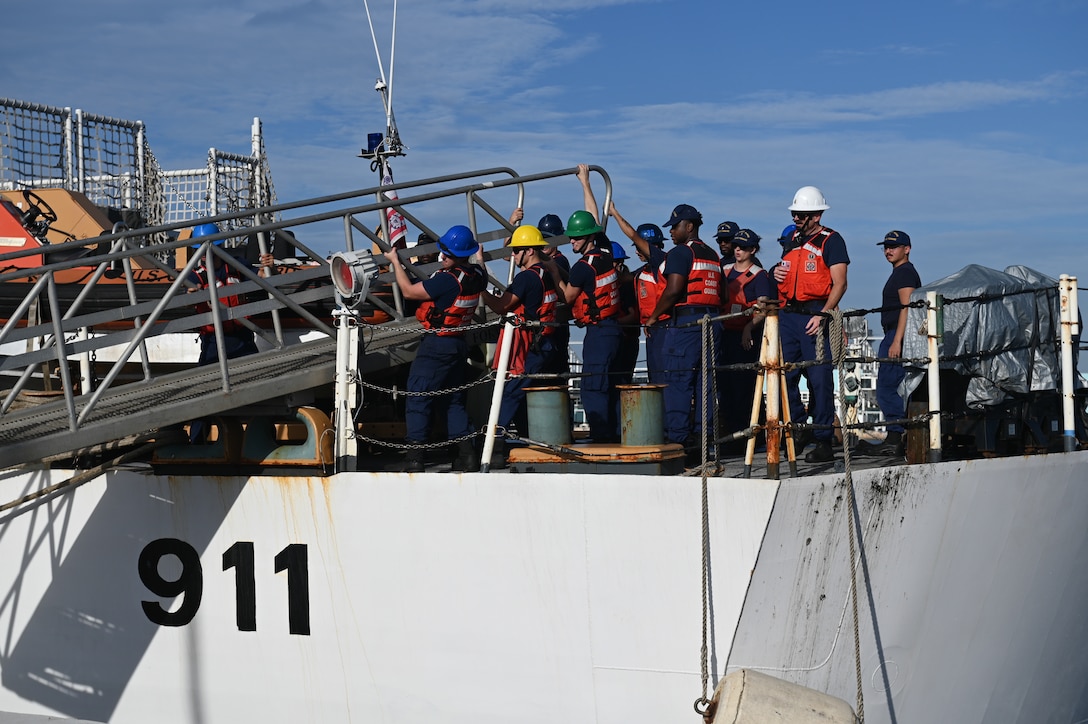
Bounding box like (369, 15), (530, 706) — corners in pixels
(510, 225), (547, 248)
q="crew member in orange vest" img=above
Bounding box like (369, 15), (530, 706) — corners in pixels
(646, 203), (722, 461)
(548, 207), (623, 443)
(720, 229), (773, 452)
(608, 202), (668, 382)
(772, 186), (850, 463)
(480, 225), (562, 466)
(609, 239), (640, 387)
(189, 222), (262, 366)
(385, 225), (486, 473)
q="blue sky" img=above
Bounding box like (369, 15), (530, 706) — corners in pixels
(3, 0), (1087, 328)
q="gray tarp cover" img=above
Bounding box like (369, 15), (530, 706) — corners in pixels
(901, 264), (1081, 408)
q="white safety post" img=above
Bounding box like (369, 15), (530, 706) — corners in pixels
(333, 308), (360, 471)
(926, 291), (943, 463)
(480, 319), (517, 473)
(1059, 275), (1080, 452)
(78, 326), (93, 394)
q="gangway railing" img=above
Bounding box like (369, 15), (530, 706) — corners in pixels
(0, 165), (612, 468)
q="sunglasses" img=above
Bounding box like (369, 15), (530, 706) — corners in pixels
(791, 211), (818, 219)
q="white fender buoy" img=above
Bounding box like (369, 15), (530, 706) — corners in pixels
(708, 669), (857, 723)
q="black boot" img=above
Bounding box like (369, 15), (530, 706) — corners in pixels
(850, 437), (881, 457)
(453, 439), (480, 472)
(875, 431), (904, 457)
(804, 440), (834, 463)
(790, 427), (814, 453)
(488, 438), (507, 470)
(403, 447), (425, 473)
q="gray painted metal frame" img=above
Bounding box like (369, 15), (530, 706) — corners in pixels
(0, 165), (613, 468)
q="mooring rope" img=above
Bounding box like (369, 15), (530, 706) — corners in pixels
(831, 308), (865, 722)
(694, 314), (714, 720)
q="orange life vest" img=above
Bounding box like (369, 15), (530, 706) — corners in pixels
(723, 266), (766, 330)
(778, 228), (835, 303)
(195, 265), (244, 334)
(636, 259), (669, 325)
(571, 249), (621, 325)
(415, 264), (486, 336)
(675, 240), (721, 309)
(512, 264), (558, 333)
(493, 264), (560, 374)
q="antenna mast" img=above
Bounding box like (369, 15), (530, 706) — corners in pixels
(360, 0), (405, 166)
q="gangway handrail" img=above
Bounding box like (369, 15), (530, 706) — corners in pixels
(0, 165), (611, 467)
(0, 166), (524, 268)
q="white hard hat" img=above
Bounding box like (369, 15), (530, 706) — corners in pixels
(788, 186), (830, 212)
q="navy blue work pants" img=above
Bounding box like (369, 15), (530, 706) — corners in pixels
(644, 326), (665, 384)
(780, 308), (835, 442)
(614, 332), (640, 387)
(498, 336), (562, 434)
(659, 312), (720, 445)
(718, 327), (761, 439)
(197, 331), (258, 366)
(581, 321), (622, 442)
(406, 334), (473, 443)
(876, 330), (907, 434)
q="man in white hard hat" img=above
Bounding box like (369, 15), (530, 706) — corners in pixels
(773, 186), (850, 463)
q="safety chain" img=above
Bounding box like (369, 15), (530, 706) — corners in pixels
(834, 322), (866, 723)
(361, 316), (505, 341)
(356, 370), (495, 398)
(352, 428), (484, 450)
(416, 317), (508, 335)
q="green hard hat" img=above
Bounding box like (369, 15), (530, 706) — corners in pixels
(565, 210), (602, 238)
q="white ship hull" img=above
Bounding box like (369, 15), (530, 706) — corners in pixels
(0, 452), (1085, 723)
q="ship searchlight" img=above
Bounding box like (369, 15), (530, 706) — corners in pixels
(330, 250), (379, 303)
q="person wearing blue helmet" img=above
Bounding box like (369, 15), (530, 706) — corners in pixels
(608, 203), (669, 383)
(777, 224), (796, 251)
(766, 225), (796, 281)
(537, 213), (566, 242)
(608, 239), (640, 386)
(385, 224), (487, 472)
(187, 220), (276, 442)
(188, 221), (262, 366)
(535, 212), (573, 379)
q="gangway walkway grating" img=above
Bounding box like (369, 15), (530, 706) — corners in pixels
(0, 340), (336, 468)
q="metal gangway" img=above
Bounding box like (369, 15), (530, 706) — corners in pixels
(0, 166), (612, 468)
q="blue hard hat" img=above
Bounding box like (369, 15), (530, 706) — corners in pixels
(610, 241), (629, 261)
(538, 214), (565, 239)
(191, 222), (221, 241)
(437, 225), (480, 258)
(636, 223), (665, 247)
(778, 224), (796, 245)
